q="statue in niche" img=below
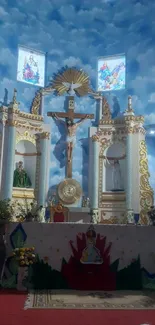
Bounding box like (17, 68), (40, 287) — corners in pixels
(105, 157), (124, 191)
(13, 161), (32, 188)
(80, 226), (103, 264)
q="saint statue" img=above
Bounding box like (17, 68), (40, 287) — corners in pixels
(106, 158), (123, 191)
(80, 226), (103, 264)
(13, 161), (32, 188)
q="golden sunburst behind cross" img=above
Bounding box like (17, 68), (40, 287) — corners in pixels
(51, 68), (91, 97)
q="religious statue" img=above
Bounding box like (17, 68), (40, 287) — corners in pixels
(82, 196), (90, 208)
(13, 161), (31, 188)
(105, 157), (124, 191)
(80, 226), (103, 264)
(47, 94), (94, 178)
(35, 206), (45, 223)
(52, 113), (90, 165)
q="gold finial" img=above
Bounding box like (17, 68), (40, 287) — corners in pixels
(9, 88), (20, 110)
(102, 96), (111, 120)
(13, 88), (17, 104)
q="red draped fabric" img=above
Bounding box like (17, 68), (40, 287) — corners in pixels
(53, 211), (65, 222)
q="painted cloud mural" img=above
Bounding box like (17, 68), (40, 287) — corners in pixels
(0, 0), (155, 196)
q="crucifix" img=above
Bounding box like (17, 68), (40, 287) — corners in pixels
(47, 96), (94, 178)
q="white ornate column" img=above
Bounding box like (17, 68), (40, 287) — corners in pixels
(126, 130), (134, 222)
(90, 134), (99, 223)
(38, 132), (50, 206)
(3, 89), (19, 200)
(124, 96), (134, 223)
(0, 108), (7, 191)
(93, 94), (102, 123)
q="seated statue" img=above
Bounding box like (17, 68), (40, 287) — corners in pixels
(13, 161), (31, 188)
(80, 226), (103, 264)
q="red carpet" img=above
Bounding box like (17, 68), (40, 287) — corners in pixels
(0, 290), (155, 325)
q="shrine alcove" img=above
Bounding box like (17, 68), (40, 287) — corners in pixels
(15, 140), (37, 188)
(103, 142), (126, 192)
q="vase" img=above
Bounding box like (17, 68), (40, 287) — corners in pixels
(17, 266), (28, 291)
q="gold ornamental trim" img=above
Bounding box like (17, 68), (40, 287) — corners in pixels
(58, 178), (82, 205)
(39, 132), (50, 140)
(16, 131), (36, 145)
(92, 134), (100, 142)
(101, 192), (126, 202)
(139, 140), (154, 225)
(12, 188), (35, 199)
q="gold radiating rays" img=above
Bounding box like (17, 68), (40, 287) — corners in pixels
(51, 68), (90, 96)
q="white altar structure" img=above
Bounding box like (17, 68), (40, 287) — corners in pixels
(0, 69), (153, 225)
(0, 89), (50, 205)
(88, 96), (154, 225)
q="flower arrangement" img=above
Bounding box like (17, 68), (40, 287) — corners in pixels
(12, 247), (36, 267)
(0, 199), (14, 222)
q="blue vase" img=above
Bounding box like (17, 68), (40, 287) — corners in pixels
(134, 213), (139, 224)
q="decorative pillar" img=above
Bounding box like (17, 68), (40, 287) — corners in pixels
(90, 135), (99, 223)
(126, 133), (132, 210)
(0, 111), (7, 190)
(38, 132), (50, 206)
(125, 96), (134, 223)
(3, 89), (20, 200)
(3, 122), (16, 199)
(93, 94), (102, 124)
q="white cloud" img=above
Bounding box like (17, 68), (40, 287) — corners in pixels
(145, 114), (155, 125)
(148, 93), (155, 104)
(50, 161), (57, 168)
(49, 172), (65, 187)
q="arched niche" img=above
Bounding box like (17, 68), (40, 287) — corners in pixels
(15, 140), (37, 188)
(102, 142), (126, 192)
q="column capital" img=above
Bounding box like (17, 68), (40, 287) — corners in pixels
(39, 132), (50, 140)
(92, 134), (100, 142)
(7, 120), (18, 127)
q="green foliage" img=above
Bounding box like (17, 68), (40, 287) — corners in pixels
(30, 256), (69, 290)
(0, 199), (14, 221)
(116, 256), (142, 290)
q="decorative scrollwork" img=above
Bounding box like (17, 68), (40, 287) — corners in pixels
(30, 90), (42, 115)
(139, 140), (154, 224)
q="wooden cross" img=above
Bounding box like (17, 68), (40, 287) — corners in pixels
(47, 96), (94, 178)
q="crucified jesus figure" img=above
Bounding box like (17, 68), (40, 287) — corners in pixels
(52, 113), (90, 175)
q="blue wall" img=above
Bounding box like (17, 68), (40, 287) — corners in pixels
(1, 0), (155, 196)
